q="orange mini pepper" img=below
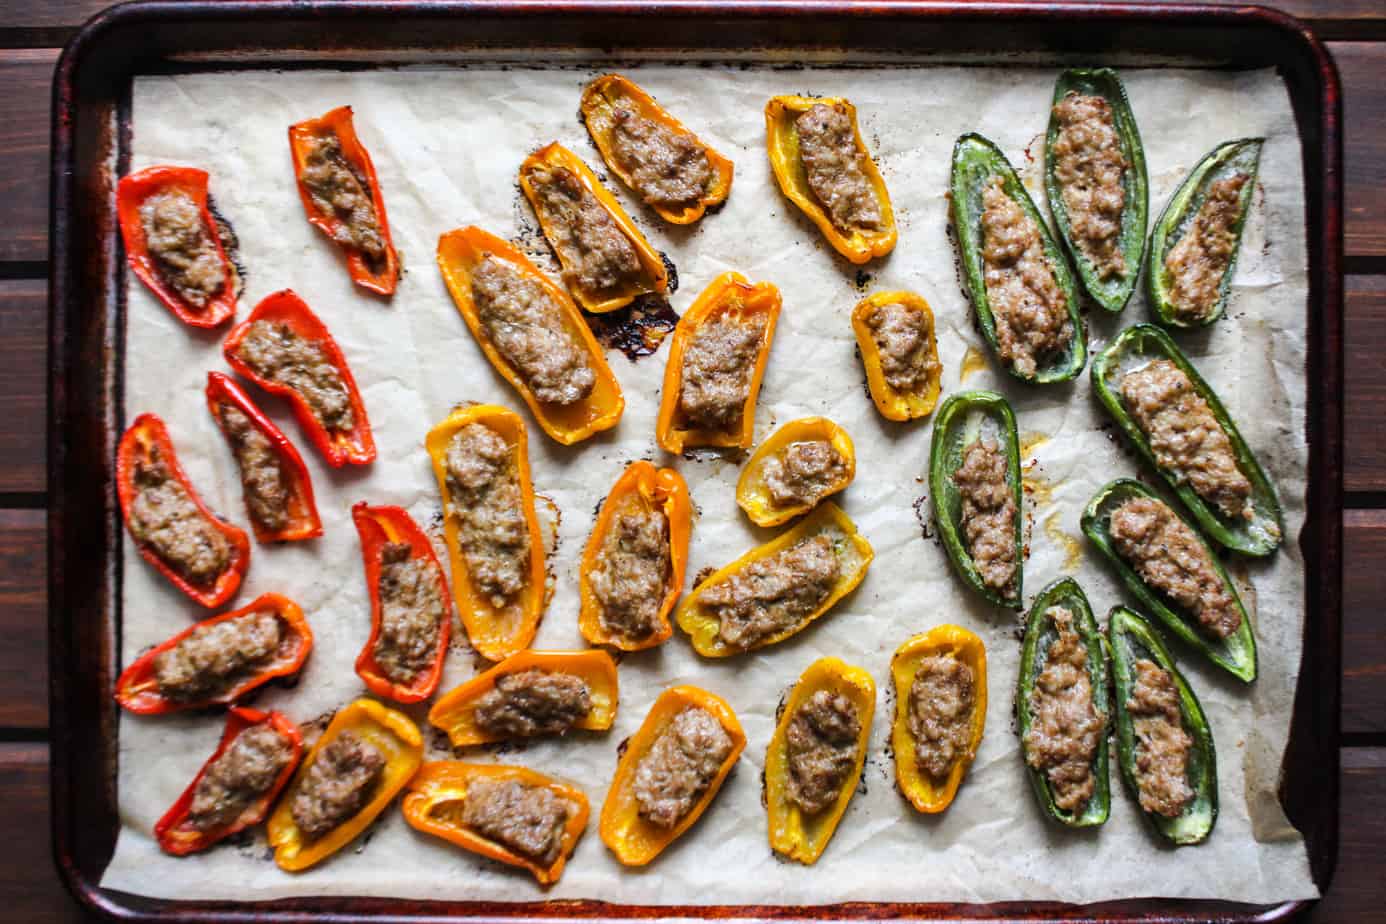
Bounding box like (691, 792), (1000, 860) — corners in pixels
(735, 417), (856, 527)
(851, 291), (943, 422)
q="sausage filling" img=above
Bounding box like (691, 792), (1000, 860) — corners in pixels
(470, 253), (596, 406)
(1108, 496), (1242, 639)
(443, 423), (532, 608)
(373, 542), (447, 685)
(473, 669), (592, 739)
(633, 706), (734, 829)
(979, 176), (1073, 377)
(608, 106), (714, 208)
(951, 438), (1017, 596)
(678, 313), (768, 430)
(908, 654), (976, 779)
(786, 689), (861, 815)
(455, 777), (575, 864)
(139, 190), (226, 307)
(300, 131), (387, 268)
(525, 164), (642, 295)
(235, 320), (354, 433)
(1163, 173), (1249, 323)
(794, 102), (882, 234)
(153, 611), (284, 702)
(216, 404), (289, 533)
(128, 450), (232, 588)
(187, 723), (294, 831)
(865, 301), (940, 395)
(290, 730), (386, 840)
(1119, 359), (1253, 522)
(701, 533), (840, 649)
(763, 440), (848, 509)
(1127, 658), (1195, 818)
(589, 494), (671, 641)
(1051, 92), (1128, 280)
(1023, 606), (1104, 812)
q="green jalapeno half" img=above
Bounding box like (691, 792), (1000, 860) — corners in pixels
(950, 133), (1086, 384)
(1044, 68), (1148, 314)
(1090, 323), (1282, 557)
(928, 390), (1022, 608)
(1016, 577), (1111, 827)
(1146, 138), (1262, 328)
(1108, 606), (1218, 846)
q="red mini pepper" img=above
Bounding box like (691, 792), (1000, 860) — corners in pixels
(116, 413), (250, 608)
(352, 502), (453, 704)
(115, 592), (314, 715)
(288, 105), (400, 296)
(205, 371), (323, 544)
(116, 165), (239, 328)
(153, 707), (303, 856)
(222, 289), (376, 468)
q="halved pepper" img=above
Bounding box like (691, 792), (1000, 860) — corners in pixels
(890, 625), (987, 814)
(425, 405), (546, 661)
(1146, 138), (1262, 328)
(267, 698), (423, 871)
(116, 413), (250, 608)
(402, 761), (590, 885)
(116, 165), (239, 328)
(1082, 478), (1257, 682)
(288, 105), (400, 295)
(851, 290), (943, 422)
(1108, 606), (1218, 846)
(599, 685), (745, 866)
(1016, 577), (1111, 828)
(764, 95), (896, 264)
(1091, 323), (1282, 556)
(656, 271), (781, 453)
(676, 502), (873, 657)
(205, 371), (323, 544)
(580, 73), (734, 225)
(928, 391), (1023, 608)
(223, 289), (376, 468)
(154, 706), (303, 855)
(735, 417), (856, 527)
(578, 461), (691, 650)
(518, 141), (668, 313)
(1043, 68), (1149, 313)
(352, 502), (453, 704)
(436, 225), (624, 445)
(428, 649), (619, 748)
(765, 657), (875, 865)
(114, 592), (313, 715)
(950, 133), (1086, 383)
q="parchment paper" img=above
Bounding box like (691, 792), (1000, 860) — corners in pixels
(101, 60), (1316, 905)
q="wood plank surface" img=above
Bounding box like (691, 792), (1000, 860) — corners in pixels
(1312, 748), (1386, 922)
(0, 280), (46, 495)
(1335, 43), (1386, 263)
(0, 50), (54, 265)
(1345, 276), (1386, 493)
(0, 510), (47, 729)
(1343, 508), (1386, 737)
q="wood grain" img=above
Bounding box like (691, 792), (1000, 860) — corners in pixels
(1343, 508), (1386, 737)
(0, 280), (46, 495)
(0, 50), (55, 265)
(1345, 276), (1386, 493)
(1310, 748), (1386, 922)
(0, 509), (46, 729)
(1334, 43), (1386, 262)
(0, 744), (87, 923)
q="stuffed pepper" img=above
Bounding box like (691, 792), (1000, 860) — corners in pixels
(656, 271), (780, 453)
(765, 95), (896, 264)
(267, 698), (423, 871)
(288, 105), (400, 295)
(736, 417), (855, 527)
(765, 657), (875, 865)
(117, 413), (250, 608)
(115, 593), (313, 715)
(851, 290), (943, 422)
(579, 461), (690, 650)
(600, 685), (744, 866)
(154, 707), (302, 855)
(436, 225), (624, 445)
(580, 73), (734, 225)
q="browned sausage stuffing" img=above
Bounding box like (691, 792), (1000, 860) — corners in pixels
(473, 669), (592, 739)
(980, 176), (1073, 377)
(701, 533), (840, 649)
(443, 423), (531, 608)
(187, 723), (294, 831)
(470, 253), (596, 406)
(786, 689), (861, 815)
(1051, 92), (1127, 280)
(1023, 606), (1104, 812)
(608, 107), (713, 208)
(633, 706), (734, 829)
(1120, 359), (1253, 522)
(794, 103), (882, 234)
(216, 404), (289, 534)
(290, 730), (386, 839)
(1163, 174), (1249, 323)
(300, 132), (386, 266)
(908, 655), (976, 779)
(153, 610), (284, 702)
(525, 164), (641, 295)
(678, 313), (768, 430)
(139, 190), (226, 307)
(373, 542), (447, 685)
(589, 494), (671, 641)
(457, 777), (575, 864)
(128, 450), (232, 588)
(1127, 658), (1195, 818)
(865, 301), (939, 394)
(235, 321), (354, 433)
(763, 440), (848, 509)
(951, 438), (1017, 596)
(1108, 496), (1242, 639)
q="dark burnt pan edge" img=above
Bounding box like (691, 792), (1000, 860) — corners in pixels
(48, 2), (1341, 921)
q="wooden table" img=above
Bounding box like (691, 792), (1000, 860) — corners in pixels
(3, 1), (1382, 919)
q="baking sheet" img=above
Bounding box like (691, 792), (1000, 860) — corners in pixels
(101, 61), (1316, 905)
